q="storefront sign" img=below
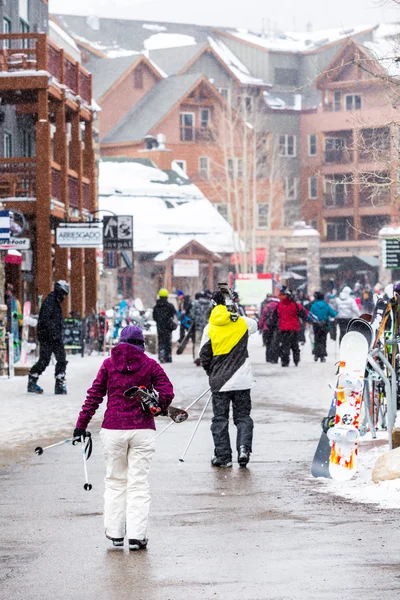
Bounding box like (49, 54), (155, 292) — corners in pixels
(173, 259), (200, 277)
(56, 222), (103, 248)
(103, 215), (133, 250)
(0, 237), (31, 250)
(382, 239), (400, 269)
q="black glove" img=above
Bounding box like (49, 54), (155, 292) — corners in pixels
(73, 428), (91, 444)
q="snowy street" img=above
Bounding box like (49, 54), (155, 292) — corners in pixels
(1, 336), (400, 599)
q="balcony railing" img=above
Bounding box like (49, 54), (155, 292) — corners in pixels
(324, 148), (353, 164)
(360, 189), (391, 207)
(0, 158), (36, 198)
(0, 34), (92, 104)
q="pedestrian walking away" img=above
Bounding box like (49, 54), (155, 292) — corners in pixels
(308, 292), (337, 362)
(152, 289), (177, 363)
(191, 290), (211, 365)
(199, 291), (257, 468)
(28, 280), (70, 395)
(176, 290), (192, 344)
(259, 294), (280, 363)
(73, 325), (174, 550)
(274, 288), (306, 367)
(335, 286), (360, 343)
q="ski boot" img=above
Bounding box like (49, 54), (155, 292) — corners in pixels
(55, 374), (67, 395)
(211, 456), (232, 468)
(27, 375), (43, 394)
(238, 446), (250, 468)
(129, 538), (148, 551)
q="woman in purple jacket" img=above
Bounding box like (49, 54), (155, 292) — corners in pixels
(74, 326), (174, 551)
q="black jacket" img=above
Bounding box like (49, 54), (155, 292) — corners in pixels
(37, 292), (63, 342)
(153, 298), (176, 333)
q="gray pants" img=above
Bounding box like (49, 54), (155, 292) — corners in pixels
(211, 389), (253, 462)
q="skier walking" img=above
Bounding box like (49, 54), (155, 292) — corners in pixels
(28, 280), (69, 394)
(199, 291), (257, 468)
(308, 292), (337, 362)
(259, 294), (280, 363)
(335, 286), (360, 343)
(152, 289), (177, 363)
(73, 325), (174, 550)
(274, 288), (306, 367)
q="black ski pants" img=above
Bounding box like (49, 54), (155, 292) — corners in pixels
(313, 323), (328, 358)
(211, 389), (253, 462)
(157, 328), (172, 362)
(30, 339), (67, 378)
(280, 330), (300, 366)
(264, 328), (279, 363)
(337, 318), (351, 343)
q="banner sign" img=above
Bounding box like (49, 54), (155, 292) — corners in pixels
(0, 237), (31, 250)
(173, 259), (199, 277)
(0, 209), (10, 246)
(56, 222), (103, 248)
(382, 239), (400, 269)
(103, 216), (133, 250)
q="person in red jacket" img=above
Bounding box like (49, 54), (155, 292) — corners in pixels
(274, 288), (306, 367)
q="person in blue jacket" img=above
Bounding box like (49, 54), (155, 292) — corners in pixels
(309, 291), (337, 362)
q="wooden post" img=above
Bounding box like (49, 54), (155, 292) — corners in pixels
(35, 88), (52, 300)
(54, 97), (68, 211)
(84, 248), (97, 315)
(54, 245), (69, 317)
(70, 248), (84, 316)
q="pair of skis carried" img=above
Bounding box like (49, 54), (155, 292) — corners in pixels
(311, 318), (373, 481)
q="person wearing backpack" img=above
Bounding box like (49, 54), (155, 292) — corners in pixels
(308, 291), (337, 362)
(274, 288), (306, 367)
(153, 289), (177, 363)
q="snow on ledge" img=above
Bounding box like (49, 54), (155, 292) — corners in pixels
(144, 33), (197, 50)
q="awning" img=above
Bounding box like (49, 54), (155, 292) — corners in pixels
(4, 249), (22, 264)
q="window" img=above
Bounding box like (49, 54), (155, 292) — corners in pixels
(227, 158), (234, 179)
(173, 160), (186, 173)
(216, 204), (229, 220)
(324, 137), (347, 163)
(19, 0), (29, 22)
(227, 158), (242, 179)
(326, 222), (348, 241)
(180, 112), (195, 141)
(237, 158), (243, 178)
(274, 68), (299, 86)
(345, 94), (362, 111)
(200, 108), (210, 128)
(3, 18), (11, 49)
(237, 95), (253, 114)
(217, 87), (230, 102)
(334, 91), (341, 112)
(285, 177), (298, 200)
(22, 130), (32, 157)
(308, 176), (318, 199)
(134, 68), (143, 89)
(4, 133), (12, 158)
(279, 134), (296, 157)
(199, 156), (210, 179)
(20, 19), (30, 47)
(257, 203), (269, 228)
(324, 177), (351, 207)
(308, 134), (317, 156)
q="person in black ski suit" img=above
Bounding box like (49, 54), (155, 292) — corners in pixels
(191, 290), (212, 365)
(153, 289), (177, 363)
(28, 280), (70, 395)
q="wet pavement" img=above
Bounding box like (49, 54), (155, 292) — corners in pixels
(1, 339), (400, 600)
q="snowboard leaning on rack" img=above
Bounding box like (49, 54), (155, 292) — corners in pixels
(311, 322), (371, 479)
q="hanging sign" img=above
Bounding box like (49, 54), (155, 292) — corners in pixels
(56, 222), (103, 248)
(103, 216), (133, 250)
(173, 259), (199, 277)
(0, 209), (10, 245)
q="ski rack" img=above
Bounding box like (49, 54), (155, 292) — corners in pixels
(363, 349), (397, 450)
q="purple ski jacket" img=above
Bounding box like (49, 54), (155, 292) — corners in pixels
(76, 343), (174, 431)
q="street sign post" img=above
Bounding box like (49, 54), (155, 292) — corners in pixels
(382, 239), (400, 269)
(56, 222), (103, 248)
(103, 215), (133, 250)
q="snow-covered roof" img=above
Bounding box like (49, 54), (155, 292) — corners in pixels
(49, 20), (81, 63)
(98, 159), (238, 254)
(227, 24), (375, 53)
(362, 23), (400, 78)
(143, 33), (197, 51)
(207, 36), (268, 86)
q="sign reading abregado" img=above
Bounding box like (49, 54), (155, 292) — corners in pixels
(56, 222), (103, 248)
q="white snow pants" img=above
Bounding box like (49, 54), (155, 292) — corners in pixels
(99, 428), (156, 540)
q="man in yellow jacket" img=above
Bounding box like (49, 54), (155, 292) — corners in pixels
(199, 291), (257, 468)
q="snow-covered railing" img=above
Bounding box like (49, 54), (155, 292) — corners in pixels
(0, 33), (92, 104)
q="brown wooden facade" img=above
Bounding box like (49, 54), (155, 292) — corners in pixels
(0, 33), (97, 314)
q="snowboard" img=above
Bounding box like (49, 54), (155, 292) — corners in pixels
(20, 301), (37, 365)
(328, 331), (369, 481)
(176, 323), (194, 355)
(311, 329), (369, 479)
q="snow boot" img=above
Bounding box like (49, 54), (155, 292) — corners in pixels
(55, 375), (67, 395)
(129, 538), (148, 551)
(27, 375), (43, 394)
(238, 446), (250, 468)
(211, 456), (232, 468)
(106, 535), (124, 547)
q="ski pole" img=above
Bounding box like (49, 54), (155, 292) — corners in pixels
(155, 387), (211, 440)
(35, 437), (80, 455)
(179, 392), (212, 463)
(81, 435), (92, 491)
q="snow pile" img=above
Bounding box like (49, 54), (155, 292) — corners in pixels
(98, 160), (238, 254)
(207, 36), (267, 86)
(143, 33), (197, 51)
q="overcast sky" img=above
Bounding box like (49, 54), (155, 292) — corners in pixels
(49, 0), (399, 32)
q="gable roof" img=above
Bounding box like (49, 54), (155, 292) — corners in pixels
(88, 54), (164, 101)
(148, 43), (208, 76)
(102, 72), (205, 145)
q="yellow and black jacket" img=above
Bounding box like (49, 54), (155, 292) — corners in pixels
(199, 305), (257, 392)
